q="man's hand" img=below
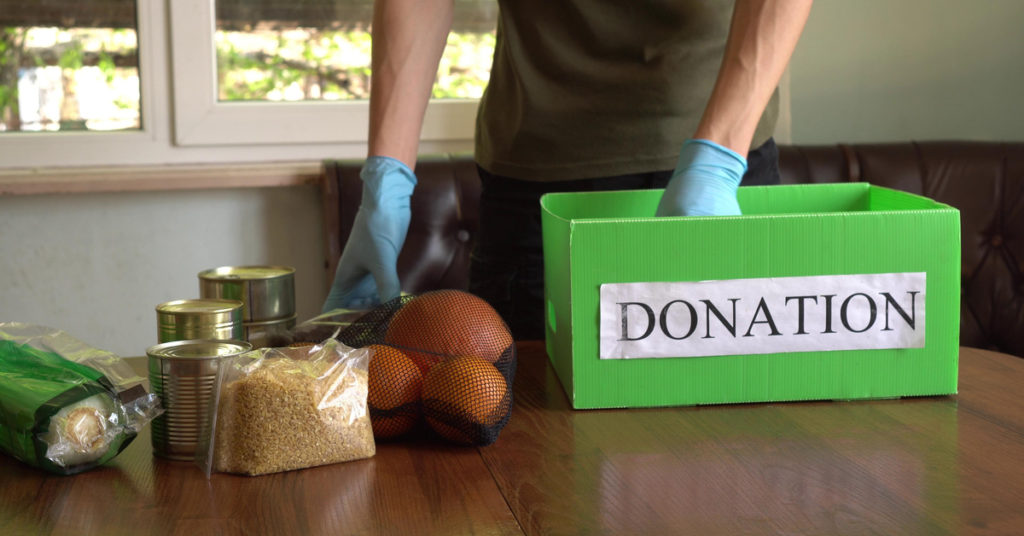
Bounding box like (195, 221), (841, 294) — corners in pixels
(322, 156), (416, 312)
(656, 139), (747, 217)
(658, 1), (811, 217)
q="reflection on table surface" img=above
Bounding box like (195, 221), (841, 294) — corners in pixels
(2, 343), (1022, 535)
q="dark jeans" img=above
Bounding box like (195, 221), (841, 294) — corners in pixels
(469, 138), (781, 340)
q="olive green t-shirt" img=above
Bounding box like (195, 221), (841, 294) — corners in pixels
(475, 1), (778, 181)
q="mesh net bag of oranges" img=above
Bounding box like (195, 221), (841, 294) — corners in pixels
(293, 289), (516, 447)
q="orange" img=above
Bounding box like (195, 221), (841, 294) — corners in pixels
(422, 355), (509, 445)
(366, 344), (423, 439)
(384, 290), (513, 373)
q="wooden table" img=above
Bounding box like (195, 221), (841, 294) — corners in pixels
(3, 344), (1023, 535)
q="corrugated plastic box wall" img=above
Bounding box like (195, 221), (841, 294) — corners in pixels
(540, 183), (961, 409)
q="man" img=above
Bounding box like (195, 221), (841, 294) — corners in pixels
(324, 0), (813, 339)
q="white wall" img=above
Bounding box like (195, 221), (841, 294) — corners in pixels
(787, 0), (1024, 143)
(0, 186), (326, 357)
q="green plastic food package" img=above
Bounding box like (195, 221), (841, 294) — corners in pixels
(0, 323), (163, 475)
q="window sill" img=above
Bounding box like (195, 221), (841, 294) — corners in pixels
(0, 161), (323, 196)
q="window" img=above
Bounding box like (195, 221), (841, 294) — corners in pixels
(168, 0), (495, 146)
(0, 1), (140, 133)
(0, 0), (497, 171)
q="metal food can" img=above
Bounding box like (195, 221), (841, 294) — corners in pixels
(147, 339), (252, 461)
(198, 265), (296, 322)
(156, 298), (244, 343)
(244, 314), (298, 349)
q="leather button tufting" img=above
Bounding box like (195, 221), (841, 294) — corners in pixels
(457, 229), (471, 243)
(991, 235), (1004, 247)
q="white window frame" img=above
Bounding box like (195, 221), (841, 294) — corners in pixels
(0, 0), (478, 172)
(169, 0), (477, 147)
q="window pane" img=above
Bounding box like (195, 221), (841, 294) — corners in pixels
(0, 1), (140, 133)
(214, 0), (497, 103)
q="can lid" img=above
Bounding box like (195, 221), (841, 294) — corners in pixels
(156, 298), (244, 315)
(198, 265), (295, 281)
(146, 339), (252, 359)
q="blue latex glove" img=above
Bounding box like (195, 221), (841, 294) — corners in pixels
(655, 139), (748, 217)
(322, 156), (416, 312)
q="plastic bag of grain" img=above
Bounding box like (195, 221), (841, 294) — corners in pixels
(203, 338), (375, 476)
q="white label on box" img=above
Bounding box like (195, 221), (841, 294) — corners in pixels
(599, 273), (926, 359)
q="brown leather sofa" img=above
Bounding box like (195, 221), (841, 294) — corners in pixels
(322, 141), (1024, 356)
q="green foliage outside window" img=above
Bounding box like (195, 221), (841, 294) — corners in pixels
(216, 28), (494, 102)
(1, 24), (494, 132)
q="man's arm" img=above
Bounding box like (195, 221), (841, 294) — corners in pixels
(368, 0), (455, 168)
(694, 0), (813, 156)
(655, 0), (811, 217)
(320, 0), (453, 311)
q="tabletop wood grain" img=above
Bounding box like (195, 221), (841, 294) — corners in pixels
(2, 344), (1022, 536)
